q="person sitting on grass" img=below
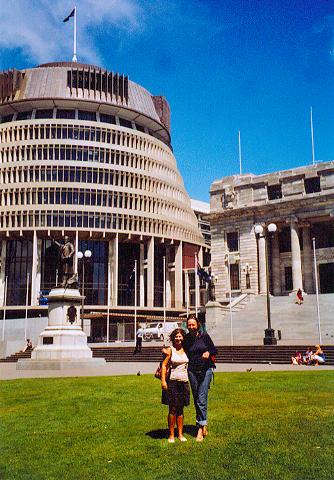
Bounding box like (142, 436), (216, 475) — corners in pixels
(311, 345), (326, 366)
(291, 351), (302, 365)
(161, 328), (190, 444)
(303, 347), (313, 365)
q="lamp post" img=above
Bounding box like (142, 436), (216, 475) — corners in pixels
(77, 249), (92, 330)
(254, 223), (277, 345)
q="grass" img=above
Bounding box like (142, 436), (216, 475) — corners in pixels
(1, 371), (333, 480)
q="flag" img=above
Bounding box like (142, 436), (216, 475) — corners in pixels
(63, 8), (75, 22)
(197, 261), (211, 283)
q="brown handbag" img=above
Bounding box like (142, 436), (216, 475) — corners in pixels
(154, 360), (170, 379)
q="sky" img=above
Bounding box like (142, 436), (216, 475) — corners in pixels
(0, 0), (333, 202)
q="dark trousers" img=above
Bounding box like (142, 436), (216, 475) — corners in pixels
(134, 337), (142, 354)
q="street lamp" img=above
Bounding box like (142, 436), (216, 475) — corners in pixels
(77, 249), (92, 329)
(254, 223), (277, 345)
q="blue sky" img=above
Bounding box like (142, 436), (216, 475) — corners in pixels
(0, 0), (333, 201)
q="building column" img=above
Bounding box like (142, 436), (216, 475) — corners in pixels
(139, 243), (145, 307)
(108, 234), (118, 306)
(302, 224), (314, 293)
(165, 246), (172, 308)
(0, 240), (7, 306)
(290, 218), (303, 291)
(31, 231), (41, 306)
(271, 231), (281, 296)
(74, 230), (79, 274)
(174, 242), (183, 309)
(258, 235), (267, 294)
(147, 237), (154, 307)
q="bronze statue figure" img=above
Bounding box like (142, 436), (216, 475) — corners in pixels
(52, 236), (77, 287)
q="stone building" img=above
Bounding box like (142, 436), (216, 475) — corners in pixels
(0, 62), (206, 343)
(209, 161), (334, 300)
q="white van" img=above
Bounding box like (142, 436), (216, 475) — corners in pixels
(139, 321), (179, 341)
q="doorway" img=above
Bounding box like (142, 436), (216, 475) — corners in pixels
(319, 263), (334, 293)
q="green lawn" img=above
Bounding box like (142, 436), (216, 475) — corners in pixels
(1, 371), (333, 480)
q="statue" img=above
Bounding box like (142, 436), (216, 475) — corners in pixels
(53, 236), (77, 288)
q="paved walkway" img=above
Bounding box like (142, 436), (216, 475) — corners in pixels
(1, 361), (333, 380)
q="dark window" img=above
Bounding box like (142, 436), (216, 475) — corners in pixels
(119, 118), (132, 129)
(100, 113), (116, 124)
(78, 110), (96, 121)
(311, 223), (334, 248)
(1, 114), (13, 123)
(5, 239), (32, 306)
(285, 266), (293, 291)
(304, 177), (321, 194)
(35, 109), (54, 119)
(267, 184), (282, 200)
(227, 232), (239, 252)
(229, 264), (240, 290)
(56, 109), (75, 119)
(135, 123), (145, 132)
(17, 111), (32, 120)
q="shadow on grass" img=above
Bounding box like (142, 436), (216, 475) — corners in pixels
(146, 424), (198, 440)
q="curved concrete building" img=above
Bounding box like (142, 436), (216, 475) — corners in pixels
(0, 62), (206, 342)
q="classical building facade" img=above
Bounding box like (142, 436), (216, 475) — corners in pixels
(0, 62), (206, 340)
(209, 161), (334, 300)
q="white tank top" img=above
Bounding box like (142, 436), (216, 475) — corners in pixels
(169, 346), (189, 382)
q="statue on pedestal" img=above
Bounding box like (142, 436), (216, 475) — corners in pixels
(207, 267), (216, 302)
(53, 236), (77, 288)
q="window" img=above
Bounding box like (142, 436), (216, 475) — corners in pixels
(35, 109), (53, 119)
(119, 118), (132, 129)
(78, 110), (96, 121)
(304, 177), (321, 194)
(100, 113), (116, 124)
(135, 123), (145, 132)
(17, 111), (32, 120)
(1, 114), (13, 123)
(267, 184), (282, 200)
(56, 109), (75, 119)
(226, 232), (239, 252)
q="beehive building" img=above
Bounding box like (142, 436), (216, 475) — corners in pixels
(0, 62), (206, 341)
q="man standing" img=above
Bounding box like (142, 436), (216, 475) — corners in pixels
(53, 236), (75, 287)
(134, 327), (143, 354)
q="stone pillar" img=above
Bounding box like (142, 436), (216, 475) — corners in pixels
(108, 234), (118, 306)
(302, 224), (314, 293)
(0, 240), (7, 306)
(147, 237), (154, 307)
(174, 242), (183, 309)
(258, 235), (267, 294)
(139, 243), (145, 307)
(271, 231), (281, 296)
(31, 231), (41, 306)
(74, 230), (79, 274)
(290, 218), (303, 291)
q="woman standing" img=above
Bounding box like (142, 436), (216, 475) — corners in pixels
(161, 328), (190, 443)
(184, 314), (217, 442)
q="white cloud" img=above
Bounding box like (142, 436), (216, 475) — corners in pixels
(0, 0), (143, 67)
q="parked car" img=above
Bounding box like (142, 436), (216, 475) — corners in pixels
(139, 322), (179, 341)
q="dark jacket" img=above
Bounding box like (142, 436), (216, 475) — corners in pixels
(184, 331), (217, 372)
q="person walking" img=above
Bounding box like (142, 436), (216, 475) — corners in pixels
(161, 328), (190, 443)
(184, 314), (217, 442)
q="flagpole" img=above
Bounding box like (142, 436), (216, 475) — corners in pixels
(195, 253), (198, 317)
(163, 256), (166, 331)
(2, 276), (7, 341)
(134, 260), (137, 346)
(227, 253), (233, 346)
(312, 238), (322, 344)
(238, 130), (242, 175)
(310, 106), (315, 165)
(106, 305), (110, 346)
(186, 270), (189, 317)
(73, 6), (77, 62)
(24, 273), (30, 341)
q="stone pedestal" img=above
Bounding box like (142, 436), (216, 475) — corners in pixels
(17, 287), (105, 370)
(205, 301), (224, 334)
